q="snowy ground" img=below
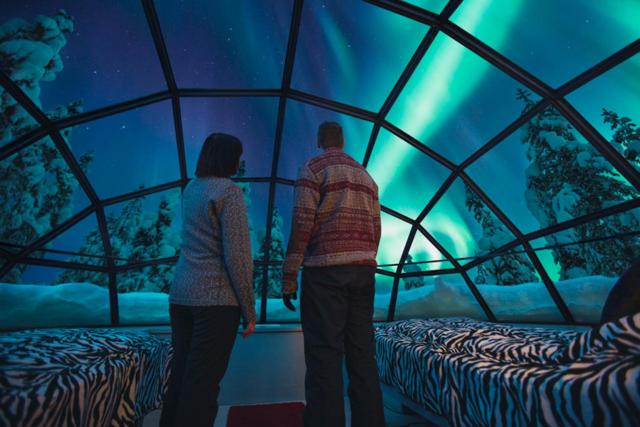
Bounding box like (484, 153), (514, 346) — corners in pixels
(0, 276), (615, 329)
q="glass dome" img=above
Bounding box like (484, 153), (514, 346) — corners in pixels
(1, 0), (639, 329)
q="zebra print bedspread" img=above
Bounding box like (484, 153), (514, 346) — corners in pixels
(375, 314), (640, 427)
(0, 328), (172, 426)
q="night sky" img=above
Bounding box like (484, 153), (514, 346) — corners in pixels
(2, 0), (639, 286)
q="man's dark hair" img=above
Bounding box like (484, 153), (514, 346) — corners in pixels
(195, 133), (243, 178)
(318, 121), (344, 149)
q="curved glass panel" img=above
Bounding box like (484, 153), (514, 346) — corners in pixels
(421, 178), (516, 265)
(68, 101), (179, 199)
(156, 0), (292, 88)
(292, 0), (428, 111)
(395, 273), (488, 320)
(117, 264), (174, 325)
(104, 188), (182, 266)
(0, 138), (90, 251)
(451, 0), (640, 87)
(532, 207), (640, 323)
(368, 128), (451, 219)
(2, 1), (165, 115)
(39, 213), (106, 267)
(469, 247), (564, 322)
(405, 231), (455, 273)
(567, 53), (640, 172)
(278, 100), (373, 180)
(374, 274), (394, 322)
(388, 33), (537, 164)
(0, 264), (110, 329)
(466, 106), (640, 233)
(182, 97), (278, 178)
(377, 212), (412, 272)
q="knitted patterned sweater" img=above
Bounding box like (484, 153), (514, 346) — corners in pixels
(170, 177), (256, 323)
(282, 148), (381, 291)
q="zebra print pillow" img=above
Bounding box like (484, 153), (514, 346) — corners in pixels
(0, 328), (172, 427)
(375, 314), (640, 427)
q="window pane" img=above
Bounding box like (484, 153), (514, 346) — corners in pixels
(182, 97), (278, 178)
(156, 0), (292, 88)
(374, 274), (394, 322)
(292, 0), (428, 111)
(2, 1), (166, 116)
(37, 213), (106, 267)
(531, 207), (640, 323)
(388, 34), (538, 164)
(0, 264), (110, 329)
(566, 53), (640, 172)
(421, 178), (516, 265)
(466, 106), (640, 233)
(104, 189), (182, 266)
(368, 129), (451, 219)
(68, 101), (179, 198)
(239, 183), (269, 261)
(405, 231), (455, 273)
(395, 273), (488, 320)
(378, 212), (412, 272)
(469, 247), (564, 322)
(117, 265), (174, 325)
(450, 0), (640, 86)
(278, 100), (373, 180)
(0, 138), (90, 251)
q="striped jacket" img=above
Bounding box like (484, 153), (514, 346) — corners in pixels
(282, 148), (381, 292)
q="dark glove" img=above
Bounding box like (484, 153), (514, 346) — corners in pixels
(283, 291), (297, 311)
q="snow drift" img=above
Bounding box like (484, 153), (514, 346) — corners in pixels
(0, 275), (615, 329)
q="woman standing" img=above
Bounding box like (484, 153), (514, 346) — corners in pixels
(160, 133), (257, 427)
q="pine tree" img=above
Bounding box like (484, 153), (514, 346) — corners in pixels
(518, 90), (640, 279)
(465, 183), (538, 285)
(602, 109), (640, 169)
(254, 207), (286, 297)
(402, 254), (427, 290)
(0, 11), (90, 282)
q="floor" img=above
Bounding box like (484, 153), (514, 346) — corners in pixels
(143, 325), (439, 426)
(143, 399), (435, 427)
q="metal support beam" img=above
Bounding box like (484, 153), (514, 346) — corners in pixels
(261, 0), (304, 323)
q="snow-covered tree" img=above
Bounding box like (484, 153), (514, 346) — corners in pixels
(602, 109), (640, 169)
(465, 183), (537, 285)
(0, 11), (90, 282)
(518, 90), (640, 279)
(402, 254), (427, 290)
(254, 207), (286, 297)
(59, 190), (181, 292)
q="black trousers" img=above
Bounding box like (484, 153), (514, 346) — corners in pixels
(159, 304), (240, 427)
(301, 265), (385, 427)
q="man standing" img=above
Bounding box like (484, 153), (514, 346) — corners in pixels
(282, 122), (385, 427)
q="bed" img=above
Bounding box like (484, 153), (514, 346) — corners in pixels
(0, 328), (172, 426)
(375, 313), (640, 427)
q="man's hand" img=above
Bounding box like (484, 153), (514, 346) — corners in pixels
(242, 320), (256, 339)
(282, 279), (298, 311)
(283, 291), (297, 311)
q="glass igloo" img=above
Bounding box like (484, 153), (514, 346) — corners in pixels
(1, 0), (639, 330)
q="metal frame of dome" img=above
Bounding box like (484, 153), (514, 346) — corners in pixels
(1, 0), (639, 326)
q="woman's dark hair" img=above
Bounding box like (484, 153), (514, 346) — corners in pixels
(195, 133), (243, 178)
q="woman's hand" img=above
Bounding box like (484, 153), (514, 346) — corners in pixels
(241, 321), (256, 339)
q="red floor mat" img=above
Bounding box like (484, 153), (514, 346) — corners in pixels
(226, 402), (305, 427)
